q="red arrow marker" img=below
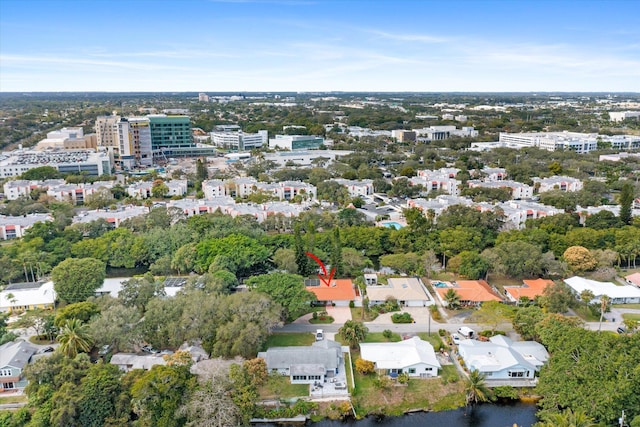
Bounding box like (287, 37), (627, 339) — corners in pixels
(306, 252), (335, 287)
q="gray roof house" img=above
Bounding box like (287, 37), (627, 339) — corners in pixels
(0, 340), (38, 392)
(258, 339), (343, 384)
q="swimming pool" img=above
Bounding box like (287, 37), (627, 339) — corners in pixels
(382, 221), (404, 230)
(433, 281), (448, 288)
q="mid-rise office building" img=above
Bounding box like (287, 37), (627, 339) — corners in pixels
(211, 130), (268, 151)
(149, 115), (193, 151)
(268, 135), (324, 151)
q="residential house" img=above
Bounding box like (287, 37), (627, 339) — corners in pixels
(458, 335), (549, 386)
(366, 277), (433, 307)
(432, 280), (502, 307)
(306, 279), (357, 307)
(0, 281), (56, 313)
(258, 339), (343, 384)
(0, 213), (53, 240)
(359, 336), (441, 378)
(626, 273), (640, 288)
(332, 179), (374, 197)
(503, 279), (554, 304)
(0, 340), (39, 393)
(110, 353), (167, 372)
(73, 205), (149, 228)
(532, 176), (583, 193)
(564, 276), (640, 304)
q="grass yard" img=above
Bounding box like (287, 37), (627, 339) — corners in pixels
(362, 332), (402, 343)
(417, 333), (445, 349)
(257, 375), (309, 399)
(263, 333), (315, 349)
(350, 307), (378, 322)
(0, 394), (28, 404)
(351, 366), (465, 416)
(622, 313), (640, 321)
(309, 315), (334, 324)
(28, 336), (52, 345)
(613, 303), (640, 309)
(572, 306), (600, 322)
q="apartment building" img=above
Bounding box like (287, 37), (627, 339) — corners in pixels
(532, 176), (583, 193)
(0, 214), (52, 240)
(331, 178), (374, 197)
(467, 180), (534, 200)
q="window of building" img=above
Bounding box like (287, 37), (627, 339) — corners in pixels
(408, 368), (416, 374)
(0, 369), (12, 377)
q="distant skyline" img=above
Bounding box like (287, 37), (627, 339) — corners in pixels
(1, 0), (639, 93)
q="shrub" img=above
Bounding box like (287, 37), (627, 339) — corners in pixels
(479, 330), (505, 338)
(382, 329), (393, 339)
(349, 301), (355, 308)
(355, 358), (375, 375)
(493, 386), (519, 400)
(312, 312), (318, 320)
(391, 312), (413, 323)
(373, 374), (393, 389)
(438, 328), (447, 337)
(397, 372), (410, 384)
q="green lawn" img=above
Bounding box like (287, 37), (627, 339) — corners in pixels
(417, 333), (445, 349)
(263, 333), (315, 349)
(613, 303), (640, 309)
(258, 375), (309, 399)
(350, 307), (378, 322)
(622, 313), (640, 321)
(0, 394), (28, 404)
(573, 306), (600, 322)
(309, 316), (334, 324)
(362, 332), (402, 343)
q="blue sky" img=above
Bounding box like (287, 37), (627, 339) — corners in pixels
(1, 0), (639, 92)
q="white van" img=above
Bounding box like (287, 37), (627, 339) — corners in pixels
(458, 327), (475, 339)
(315, 329), (324, 341)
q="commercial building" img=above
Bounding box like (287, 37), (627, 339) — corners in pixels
(391, 130), (416, 142)
(0, 150), (112, 178)
(149, 115), (193, 150)
(609, 111), (640, 122)
(117, 117), (153, 169)
(36, 127), (97, 151)
(268, 135), (324, 151)
(414, 126), (478, 141)
(210, 130), (268, 151)
(497, 131), (640, 153)
(263, 150), (352, 167)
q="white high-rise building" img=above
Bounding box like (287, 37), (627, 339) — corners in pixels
(210, 130), (267, 151)
(117, 117), (153, 170)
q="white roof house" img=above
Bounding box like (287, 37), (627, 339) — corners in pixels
(359, 336), (441, 377)
(0, 281), (56, 313)
(110, 353), (167, 372)
(458, 335), (548, 385)
(366, 278), (433, 307)
(564, 276), (640, 304)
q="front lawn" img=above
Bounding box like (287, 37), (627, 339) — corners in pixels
(573, 306), (601, 322)
(258, 374), (309, 399)
(0, 394), (28, 404)
(417, 333), (445, 350)
(622, 313), (640, 321)
(350, 307), (378, 322)
(362, 332), (402, 343)
(263, 333), (315, 349)
(613, 303), (640, 309)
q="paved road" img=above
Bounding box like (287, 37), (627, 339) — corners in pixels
(276, 317), (621, 334)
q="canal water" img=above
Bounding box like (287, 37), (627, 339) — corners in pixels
(311, 403), (538, 427)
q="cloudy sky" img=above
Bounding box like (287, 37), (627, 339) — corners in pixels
(1, 0), (639, 92)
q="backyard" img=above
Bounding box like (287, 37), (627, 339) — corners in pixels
(257, 374), (310, 400)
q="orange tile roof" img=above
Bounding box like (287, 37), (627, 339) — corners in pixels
(626, 273), (640, 287)
(435, 279), (502, 303)
(307, 279), (356, 301)
(504, 279), (553, 300)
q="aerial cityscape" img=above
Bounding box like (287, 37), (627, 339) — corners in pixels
(1, 1), (640, 427)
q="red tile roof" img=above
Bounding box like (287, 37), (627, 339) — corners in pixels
(307, 279), (355, 301)
(435, 280), (502, 303)
(504, 279), (553, 300)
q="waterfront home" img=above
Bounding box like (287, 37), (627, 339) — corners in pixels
(258, 339), (343, 384)
(0, 281), (56, 313)
(458, 335), (549, 386)
(359, 336), (441, 378)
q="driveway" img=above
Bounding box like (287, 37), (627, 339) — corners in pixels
(325, 306), (352, 324)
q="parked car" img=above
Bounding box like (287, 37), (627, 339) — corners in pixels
(141, 345), (160, 354)
(37, 346), (54, 354)
(617, 326), (627, 334)
(315, 329), (324, 341)
(451, 333), (461, 345)
(98, 344), (111, 356)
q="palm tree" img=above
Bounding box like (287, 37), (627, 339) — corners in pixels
(464, 370), (493, 407)
(444, 289), (461, 309)
(339, 320), (368, 350)
(598, 295), (610, 332)
(535, 408), (596, 427)
(57, 319), (94, 358)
